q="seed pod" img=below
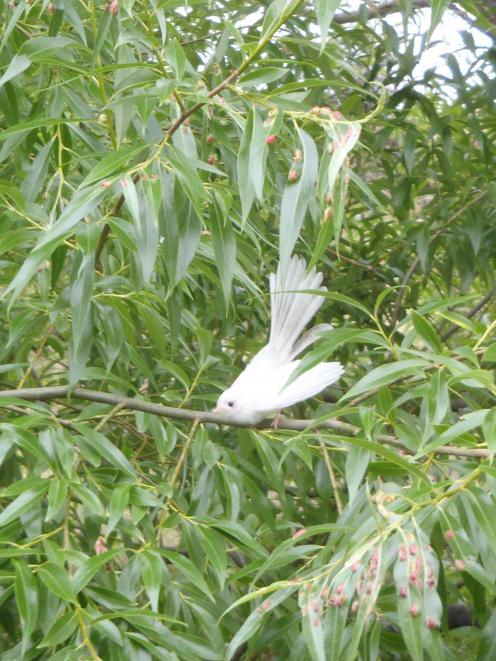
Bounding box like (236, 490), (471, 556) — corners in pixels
(427, 617), (438, 630)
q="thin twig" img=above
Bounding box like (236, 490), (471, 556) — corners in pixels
(318, 432), (343, 514)
(0, 386), (490, 459)
(441, 287), (496, 341)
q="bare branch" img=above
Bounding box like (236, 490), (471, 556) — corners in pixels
(0, 386), (489, 459)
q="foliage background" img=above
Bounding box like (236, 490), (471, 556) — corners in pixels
(0, 0), (495, 658)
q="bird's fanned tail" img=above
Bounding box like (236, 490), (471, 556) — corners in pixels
(268, 256), (329, 363)
(274, 362), (343, 409)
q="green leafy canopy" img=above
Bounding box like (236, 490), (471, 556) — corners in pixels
(0, 0), (495, 659)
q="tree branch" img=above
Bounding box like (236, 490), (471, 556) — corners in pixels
(0, 386), (489, 459)
(441, 286), (496, 341)
(333, 0), (431, 24)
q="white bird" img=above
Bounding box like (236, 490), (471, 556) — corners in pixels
(213, 256), (343, 424)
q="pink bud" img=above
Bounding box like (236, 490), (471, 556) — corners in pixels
(351, 599), (359, 613)
(207, 134), (214, 144)
(108, 0), (119, 15)
(288, 169), (299, 182)
(336, 584), (344, 595)
(398, 545), (407, 561)
(266, 134), (277, 145)
(427, 617), (438, 630)
(94, 536), (107, 555)
(409, 543), (417, 556)
(100, 180), (112, 189)
(312, 618), (320, 627)
(455, 559), (465, 571)
(410, 603), (419, 617)
(207, 153), (217, 165)
(445, 529), (455, 540)
(399, 586), (408, 599)
(351, 561), (360, 573)
(292, 528), (306, 540)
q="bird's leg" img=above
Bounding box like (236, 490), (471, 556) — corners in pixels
(272, 411), (283, 429)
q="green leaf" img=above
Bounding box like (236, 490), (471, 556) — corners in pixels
(342, 360), (429, 400)
(140, 550), (163, 612)
(411, 311), (443, 353)
(280, 126), (318, 271)
(417, 409), (488, 456)
(82, 145), (145, 187)
(14, 560), (38, 651)
(46, 478), (68, 521)
(0, 54), (31, 88)
(72, 550), (121, 594)
(315, 0), (341, 50)
(237, 110), (256, 225)
(210, 194), (236, 306)
(160, 550), (215, 602)
(37, 562), (77, 603)
(0, 486), (47, 526)
(38, 610), (78, 647)
(238, 67), (288, 87)
(74, 424), (137, 478)
(428, 0), (451, 40)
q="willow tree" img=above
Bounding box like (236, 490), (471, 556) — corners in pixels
(0, 0), (495, 658)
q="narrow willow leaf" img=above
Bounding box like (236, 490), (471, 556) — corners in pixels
(0, 486), (47, 526)
(38, 610), (78, 647)
(428, 0), (451, 40)
(237, 110), (256, 225)
(411, 311), (443, 354)
(74, 424), (136, 478)
(140, 550), (163, 612)
(72, 550), (121, 594)
(0, 54), (31, 88)
(14, 560), (38, 652)
(226, 588), (296, 660)
(46, 478), (68, 521)
(316, 0), (341, 51)
(69, 253), (94, 384)
(37, 562), (77, 603)
(280, 126), (318, 271)
(160, 550), (214, 602)
(210, 194), (236, 306)
(82, 145), (145, 187)
(342, 360), (429, 400)
(417, 409), (488, 456)
(327, 121), (360, 194)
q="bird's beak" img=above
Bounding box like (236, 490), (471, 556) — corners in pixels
(212, 405), (226, 414)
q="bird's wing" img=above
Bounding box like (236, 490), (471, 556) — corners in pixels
(273, 362), (343, 409)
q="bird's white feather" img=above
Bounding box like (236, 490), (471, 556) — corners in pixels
(268, 256), (327, 364)
(274, 362), (343, 409)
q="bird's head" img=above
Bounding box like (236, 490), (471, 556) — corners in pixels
(213, 388), (241, 417)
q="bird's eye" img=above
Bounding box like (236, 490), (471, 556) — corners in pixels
(227, 401), (234, 407)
